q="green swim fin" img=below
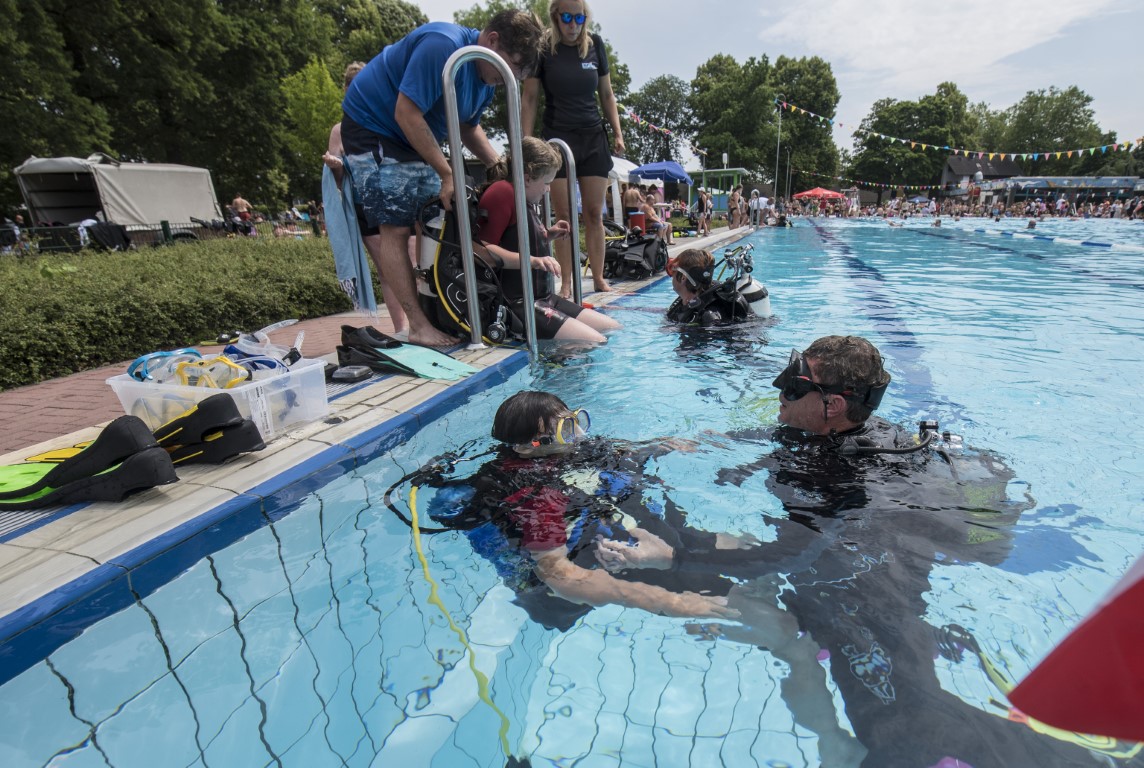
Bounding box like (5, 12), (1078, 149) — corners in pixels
(341, 325), (477, 381)
(0, 415), (157, 500)
(0, 447), (178, 511)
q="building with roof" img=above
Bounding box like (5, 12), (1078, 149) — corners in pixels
(940, 155), (1023, 196)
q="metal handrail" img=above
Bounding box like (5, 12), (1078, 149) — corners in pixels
(442, 46), (538, 359)
(545, 139), (582, 305)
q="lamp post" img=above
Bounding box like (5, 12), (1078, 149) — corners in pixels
(774, 93), (785, 199)
(785, 147), (792, 200)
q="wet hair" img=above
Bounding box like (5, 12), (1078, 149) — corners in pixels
(673, 248), (714, 290)
(492, 390), (571, 444)
(487, 9), (544, 78)
(343, 61), (366, 90)
(804, 335), (891, 422)
(546, 0), (592, 59)
(486, 136), (562, 185)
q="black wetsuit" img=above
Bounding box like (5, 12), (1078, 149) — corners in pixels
(419, 438), (732, 631)
(665, 281), (753, 327)
(710, 418), (1112, 768)
(534, 33), (613, 179)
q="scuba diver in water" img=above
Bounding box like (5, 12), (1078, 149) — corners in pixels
(597, 336), (1126, 767)
(392, 390), (741, 631)
(665, 246), (771, 327)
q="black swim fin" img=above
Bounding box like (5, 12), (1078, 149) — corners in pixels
(0, 447), (178, 511)
(153, 393), (244, 447)
(166, 420), (265, 465)
(336, 344), (415, 376)
(0, 415), (157, 501)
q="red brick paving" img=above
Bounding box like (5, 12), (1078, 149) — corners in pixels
(0, 311), (393, 455)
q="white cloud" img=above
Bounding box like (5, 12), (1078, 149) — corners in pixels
(760, 0), (1122, 97)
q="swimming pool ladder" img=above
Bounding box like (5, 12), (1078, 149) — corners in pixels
(443, 47), (544, 359)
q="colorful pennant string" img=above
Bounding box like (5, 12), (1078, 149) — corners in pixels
(792, 167), (955, 191)
(775, 99), (1144, 161)
(617, 102), (706, 157)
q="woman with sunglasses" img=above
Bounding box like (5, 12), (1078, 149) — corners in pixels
(665, 248), (756, 327)
(522, 1), (624, 296)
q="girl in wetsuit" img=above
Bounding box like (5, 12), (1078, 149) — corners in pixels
(522, 0), (624, 295)
(475, 137), (621, 342)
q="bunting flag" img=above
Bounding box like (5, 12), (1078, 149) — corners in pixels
(776, 99), (1144, 162)
(791, 166), (961, 192)
(617, 103), (706, 157)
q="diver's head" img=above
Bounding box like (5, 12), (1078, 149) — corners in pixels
(487, 136), (562, 204)
(772, 335), (891, 435)
(343, 61), (366, 91)
(492, 390), (590, 456)
(669, 248), (714, 302)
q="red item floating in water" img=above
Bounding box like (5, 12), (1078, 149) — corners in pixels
(1009, 554), (1144, 742)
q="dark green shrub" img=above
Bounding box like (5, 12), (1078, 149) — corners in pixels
(0, 237), (357, 390)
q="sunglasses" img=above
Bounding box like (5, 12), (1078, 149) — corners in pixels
(559, 11), (587, 24)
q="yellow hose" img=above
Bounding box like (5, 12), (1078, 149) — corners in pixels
(408, 486), (513, 757)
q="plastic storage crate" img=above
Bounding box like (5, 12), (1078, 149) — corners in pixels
(107, 358), (329, 441)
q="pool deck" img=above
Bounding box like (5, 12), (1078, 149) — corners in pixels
(0, 227), (749, 634)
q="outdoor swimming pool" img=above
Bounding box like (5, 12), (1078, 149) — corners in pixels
(2, 218), (1144, 767)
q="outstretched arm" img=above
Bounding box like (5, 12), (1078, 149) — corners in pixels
(531, 548), (739, 619)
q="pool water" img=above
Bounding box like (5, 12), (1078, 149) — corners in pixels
(3, 220), (1144, 767)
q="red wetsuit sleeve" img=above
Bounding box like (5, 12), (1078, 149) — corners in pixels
(504, 485), (569, 552)
(476, 180), (516, 246)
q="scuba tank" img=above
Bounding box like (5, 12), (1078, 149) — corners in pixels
(720, 242), (773, 318)
(736, 275), (772, 318)
(417, 206), (446, 298)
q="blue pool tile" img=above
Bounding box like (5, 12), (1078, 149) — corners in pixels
(97, 674), (202, 768)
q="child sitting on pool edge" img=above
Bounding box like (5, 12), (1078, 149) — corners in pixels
(474, 137), (622, 343)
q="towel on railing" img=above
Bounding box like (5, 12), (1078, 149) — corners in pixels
(322, 163), (377, 316)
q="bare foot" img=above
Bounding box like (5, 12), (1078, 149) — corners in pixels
(593, 281), (612, 293)
(407, 327), (460, 347)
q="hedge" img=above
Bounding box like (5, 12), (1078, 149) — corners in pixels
(0, 237), (357, 391)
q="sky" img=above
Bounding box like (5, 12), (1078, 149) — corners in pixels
(413, 0), (1143, 168)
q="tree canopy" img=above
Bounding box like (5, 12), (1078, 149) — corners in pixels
(846, 82), (974, 191)
(620, 76), (690, 166)
(687, 53), (841, 192)
(845, 83), (1121, 190)
(0, 0), (1128, 219)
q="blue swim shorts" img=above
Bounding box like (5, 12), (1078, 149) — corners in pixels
(344, 152), (441, 229)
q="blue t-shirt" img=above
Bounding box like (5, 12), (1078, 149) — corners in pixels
(342, 23), (496, 152)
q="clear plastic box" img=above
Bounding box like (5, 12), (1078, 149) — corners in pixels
(107, 358), (330, 441)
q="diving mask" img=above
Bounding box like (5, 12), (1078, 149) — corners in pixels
(523, 409), (591, 448)
(128, 349), (203, 383)
(772, 348), (889, 410)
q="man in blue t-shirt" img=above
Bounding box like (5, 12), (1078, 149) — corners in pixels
(340, 10), (543, 346)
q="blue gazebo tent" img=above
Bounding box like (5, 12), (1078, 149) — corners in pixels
(630, 161), (693, 185)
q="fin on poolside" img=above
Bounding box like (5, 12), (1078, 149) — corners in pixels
(0, 447), (178, 511)
(166, 420), (266, 466)
(0, 415), (157, 501)
(152, 393), (245, 447)
(340, 325), (476, 381)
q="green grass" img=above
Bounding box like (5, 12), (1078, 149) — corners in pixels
(0, 237), (356, 390)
